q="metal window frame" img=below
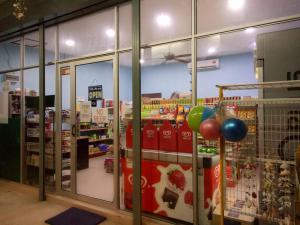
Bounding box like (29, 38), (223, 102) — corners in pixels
(132, 0), (141, 224)
(1, 1), (300, 225)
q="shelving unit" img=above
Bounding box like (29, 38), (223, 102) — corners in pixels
(24, 95), (55, 188)
(79, 104), (114, 158)
(61, 110), (71, 191)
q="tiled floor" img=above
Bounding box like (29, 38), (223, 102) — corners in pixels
(77, 156), (114, 201)
(0, 181), (119, 225)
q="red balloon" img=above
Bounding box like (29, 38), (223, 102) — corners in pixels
(200, 119), (221, 140)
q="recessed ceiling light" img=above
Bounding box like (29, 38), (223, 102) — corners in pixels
(228, 0), (245, 10)
(65, 39), (75, 47)
(156, 14), (171, 27)
(140, 59), (144, 64)
(208, 47), (216, 54)
(245, 27), (255, 33)
(106, 29), (115, 38)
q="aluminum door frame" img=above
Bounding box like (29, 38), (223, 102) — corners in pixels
(56, 54), (119, 209)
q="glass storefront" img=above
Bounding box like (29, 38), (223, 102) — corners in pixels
(0, 1), (300, 224)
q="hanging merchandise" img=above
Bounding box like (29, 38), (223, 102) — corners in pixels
(261, 161), (277, 219)
(242, 157), (257, 209)
(278, 162), (293, 222)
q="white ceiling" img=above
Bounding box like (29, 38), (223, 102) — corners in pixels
(21, 0), (300, 66)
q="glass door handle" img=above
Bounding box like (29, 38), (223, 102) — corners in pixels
(71, 124), (76, 137)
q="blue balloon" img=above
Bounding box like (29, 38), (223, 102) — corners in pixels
(221, 118), (248, 142)
(201, 107), (215, 122)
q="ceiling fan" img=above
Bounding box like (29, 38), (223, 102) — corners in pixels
(160, 53), (191, 64)
(142, 52), (192, 65)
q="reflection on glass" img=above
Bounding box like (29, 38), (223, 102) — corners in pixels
(24, 32), (39, 67)
(0, 38), (21, 71)
(45, 26), (56, 64)
(197, 0), (300, 33)
(119, 3), (132, 49)
(59, 9), (115, 59)
(141, 0), (191, 44)
(75, 61), (114, 202)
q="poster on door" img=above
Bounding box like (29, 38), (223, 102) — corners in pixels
(88, 85), (103, 100)
(77, 101), (91, 123)
(92, 107), (108, 124)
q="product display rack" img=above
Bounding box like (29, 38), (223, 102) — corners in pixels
(24, 95), (55, 188)
(216, 81), (300, 225)
(61, 110), (71, 190)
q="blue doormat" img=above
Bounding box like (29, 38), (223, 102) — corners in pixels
(45, 207), (106, 225)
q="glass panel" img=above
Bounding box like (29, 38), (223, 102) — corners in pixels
(24, 68), (39, 186)
(23, 68), (55, 188)
(196, 30), (257, 224)
(119, 51), (132, 209)
(196, 21), (300, 224)
(0, 38), (21, 71)
(119, 3), (132, 49)
(141, 0), (192, 44)
(139, 41), (193, 223)
(59, 9), (115, 60)
(45, 65), (56, 190)
(45, 26), (56, 64)
(24, 31), (39, 67)
(60, 66), (71, 191)
(75, 60), (114, 202)
(197, 0), (300, 34)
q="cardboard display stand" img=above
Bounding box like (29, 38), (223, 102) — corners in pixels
(159, 120), (177, 152)
(177, 120), (193, 153)
(126, 123), (133, 149)
(142, 120), (158, 150)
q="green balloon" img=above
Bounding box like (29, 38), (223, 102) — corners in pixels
(188, 106), (205, 132)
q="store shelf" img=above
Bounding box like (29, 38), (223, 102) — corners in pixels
(216, 80), (300, 90)
(89, 138), (113, 143)
(125, 117), (175, 121)
(80, 128), (107, 132)
(89, 152), (106, 158)
(27, 164), (54, 170)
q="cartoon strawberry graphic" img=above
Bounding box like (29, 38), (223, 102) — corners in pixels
(184, 190), (193, 205)
(168, 170), (186, 191)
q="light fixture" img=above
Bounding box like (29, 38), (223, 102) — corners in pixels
(12, 0), (27, 20)
(245, 27), (255, 33)
(65, 39), (75, 47)
(140, 59), (145, 64)
(156, 14), (171, 27)
(228, 0), (245, 10)
(208, 47), (216, 54)
(105, 29), (115, 38)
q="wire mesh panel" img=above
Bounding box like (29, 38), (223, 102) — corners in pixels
(220, 98), (300, 225)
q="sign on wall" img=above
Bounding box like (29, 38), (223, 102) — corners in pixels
(88, 85), (103, 101)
